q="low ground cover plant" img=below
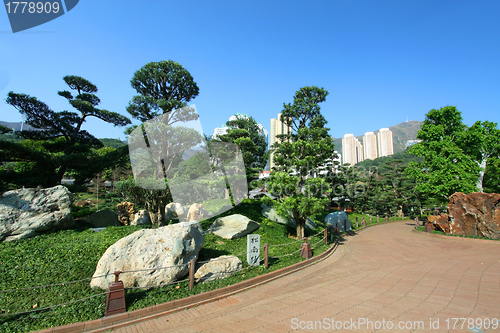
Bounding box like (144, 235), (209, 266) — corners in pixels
(415, 226), (499, 241)
(0, 198), (370, 332)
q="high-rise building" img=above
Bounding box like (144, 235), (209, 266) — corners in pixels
(342, 134), (364, 165)
(211, 125), (229, 139)
(363, 132), (378, 160)
(405, 139), (422, 149)
(270, 113), (292, 169)
(377, 128), (394, 157)
(355, 137), (364, 163)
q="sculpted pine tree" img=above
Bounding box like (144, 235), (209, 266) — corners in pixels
(3, 75), (131, 187)
(213, 115), (269, 190)
(125, 60), (202, 227)
(263, 86), (336, 239)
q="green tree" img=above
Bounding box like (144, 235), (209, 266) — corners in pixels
(263, 86), (336, 239)
(126, 60), (199, 124)
(380, 159), (416, 217)
(407, 106), (478, 203)
(347, 165), (381, 214)
(461, 121), (500, 192)
(0, 125), (13, 134)
(484, 156), (500, 193)
(125, 60), (202, 227)
(213, 115), (269, 190)
(2, 75), (131, 187)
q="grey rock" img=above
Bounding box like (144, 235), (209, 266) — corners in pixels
(208, 214), (260, 239)
(194, 255), (242, 282)
(324, 211), (352, 232)
(131, 210), (151, 226)
(85, 209), (120, 228)
(261, 205), (289, 225)
(0, 185), (74, 242)
(186, 203), (208, 222)
(165, 202), (186, 221)
(90, 221), (205, 289)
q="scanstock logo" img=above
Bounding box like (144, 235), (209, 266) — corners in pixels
(128, 105), (247, 221)
(3, 0), (79, 33)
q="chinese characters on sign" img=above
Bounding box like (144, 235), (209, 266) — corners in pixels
(247, 234), (260, 266)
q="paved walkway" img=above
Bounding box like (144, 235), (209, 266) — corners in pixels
(114, 222), (500, 333)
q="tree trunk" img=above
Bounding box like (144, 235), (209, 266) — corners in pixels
(398, 205), (403, 218)
(150, 210), (163, 228)
(294, 212), (306, 239)
(476, 158), (487, 192)
(49, 164), (68, 187)
(152, 202), (167, 227)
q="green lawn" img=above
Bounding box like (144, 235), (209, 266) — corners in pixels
(415, 226), (500, 241)
(0, 199), (341, 332)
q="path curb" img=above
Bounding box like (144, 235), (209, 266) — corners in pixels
(411, 228), (500, 244)
(35, 236), (342, 332)
(36, 220), (406, 333)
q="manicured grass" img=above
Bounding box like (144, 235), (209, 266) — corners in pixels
(415, 226), (500, 241)
(0, 199), (334, 332)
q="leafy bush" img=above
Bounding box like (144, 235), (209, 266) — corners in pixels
(0, 199), (336, 332)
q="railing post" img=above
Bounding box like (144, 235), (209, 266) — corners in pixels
(344, 219), (347, 233)
(264, 243), (269, 269)
(377, 214), (379, 223)
(394, 213), (397, 221)
(356, 217), (359, 228)
(189, 258), (195, 291)
(324, 228), (328, 245)
(300, 237), (312, 260)
(369, 215), (372, 224)
(414, 217), (419, 228)
(105, 271), (126, 317)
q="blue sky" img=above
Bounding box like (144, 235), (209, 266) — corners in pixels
(1, 0), (499, 142)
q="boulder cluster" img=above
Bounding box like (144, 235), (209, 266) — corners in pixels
(427, 192), (500, 240)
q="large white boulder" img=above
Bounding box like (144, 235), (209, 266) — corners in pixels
(194, 255), (242, 282)
(186, 203), (208, 222)
(207, 214), (260, 239)
(0, 185), (74, 242)
(165, 202), (186, 221)
(90, 221), (204, 289)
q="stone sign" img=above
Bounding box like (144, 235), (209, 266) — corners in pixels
(247, 234), (260, 266)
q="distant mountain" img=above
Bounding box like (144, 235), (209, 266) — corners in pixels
(182, 146), (206, 160)
(0, 121), (37, 131)
(99, 138), (127, 148)
(332, 120), (422, 156)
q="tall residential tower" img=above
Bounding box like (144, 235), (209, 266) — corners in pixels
(270, 113), (292, 169)
(377, 128), (394, 157)
(363, 132), (378, 160)
(342, 134), (364, 165)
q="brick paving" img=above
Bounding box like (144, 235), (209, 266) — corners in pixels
(110, 222), (500, 333)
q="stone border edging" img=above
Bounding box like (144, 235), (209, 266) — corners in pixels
(35, 237), (341, 333)
(411, 228), (500, 244)
(36, 220), (405, 333)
